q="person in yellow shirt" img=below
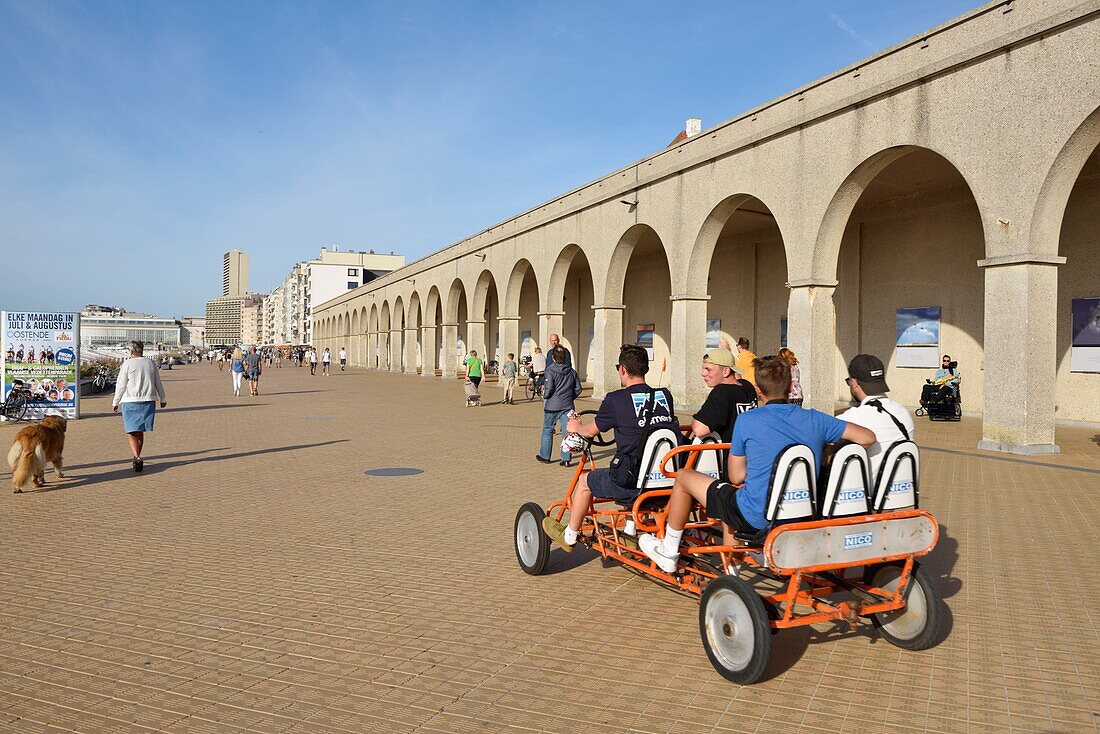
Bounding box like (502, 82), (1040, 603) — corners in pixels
(734, 337), (757, 386)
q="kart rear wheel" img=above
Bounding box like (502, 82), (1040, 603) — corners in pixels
(514, 502), (550, 576)
(866, 561), (944, 651)
(699, 576), (771, 684)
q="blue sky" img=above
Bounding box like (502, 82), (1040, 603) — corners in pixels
(1, 0), (980, 317)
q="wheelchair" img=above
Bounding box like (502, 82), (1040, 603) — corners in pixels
(514, 412), (944, 684)
(916, 381), (961, 421)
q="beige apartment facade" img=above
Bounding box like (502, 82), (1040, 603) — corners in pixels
(313, 0), (1100, 455)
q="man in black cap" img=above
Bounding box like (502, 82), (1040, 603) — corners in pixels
(838, 354), (915, 481)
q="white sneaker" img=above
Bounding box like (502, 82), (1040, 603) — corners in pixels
(638, 533), (679, 574)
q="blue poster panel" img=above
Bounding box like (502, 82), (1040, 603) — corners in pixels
(896, 306), (940, 368)
(1070, 297), (1100, 372)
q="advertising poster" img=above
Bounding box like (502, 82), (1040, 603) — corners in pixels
(706, 319), (721, 349)
(896, 306), (940, 368)
(636, 323), (655, 360)
(780, 316), (788, 349)
(1070, 297), (1100, 372)
(2, 311), (80, 420)
(520, 330), (532, 358)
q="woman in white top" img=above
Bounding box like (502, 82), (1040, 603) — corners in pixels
(112, 341), (167, 473)
(322, 348), (332, 376)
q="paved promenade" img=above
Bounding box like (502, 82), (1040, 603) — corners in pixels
(1, 365), (1098, 733)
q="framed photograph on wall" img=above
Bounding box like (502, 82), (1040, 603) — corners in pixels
(636, 323), (654, 348)
(1070, 297), (1100, 372)
(706, 319), (721, 348)
(896, 306), (940, 368)
(780, 316), (788, 349)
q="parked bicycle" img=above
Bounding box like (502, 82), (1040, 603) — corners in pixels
(2, 380), (29, 422)
(92, 365), (113, 393)
(523, 372), (545, 402)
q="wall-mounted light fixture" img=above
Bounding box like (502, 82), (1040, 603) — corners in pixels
(620, 198), (638, 212)
(473, 252), (486, 261)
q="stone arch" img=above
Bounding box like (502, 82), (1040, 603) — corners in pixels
(425, 286), (442, 327)
(830, 146), (987, 410)
(407, 291), (423, 371)
(445, 278), (466, 325)
(545, 243), (596, 381)
(369, 303), (379, 332)
(504, 259), (540, 315)
(1053, 107), (1100, 423)
(812, 145), (986, 280)
(471, 269), (500, 362)
(606, 223), (673, 387)
(351, 309), (359, 335)
(1032, 104), (1100, 258)
(692, 194), (789, 358)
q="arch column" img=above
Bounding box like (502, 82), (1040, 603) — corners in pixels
(440, 323), (459, 378)
(467, 319), (486, 362)
(404, 328), (419, 375)
(591, 304), (625, 399)
(377, 332), (389, 370)
(977, 254), (1065, 454)
(539, 310), (564, 350)
(787, 280), (836, 412)
(420, 326), (438, 377)
(366, 330), (377, 369)
(498, 315), (520, 366)
(389, 329), (402, 372)
(670, 294), (710, 407)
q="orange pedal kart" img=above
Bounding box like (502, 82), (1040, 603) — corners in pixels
(514, 413), (944, 684)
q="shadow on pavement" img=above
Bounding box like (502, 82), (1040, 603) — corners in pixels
(17, 440), (350, 493)
(68, 447), (230, 471)
(544, 545), (600, 574)
(922, 523), (962, 599)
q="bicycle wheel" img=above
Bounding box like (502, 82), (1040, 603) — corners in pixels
(524, 378), (536, 401)
(3, 393), (27, 421)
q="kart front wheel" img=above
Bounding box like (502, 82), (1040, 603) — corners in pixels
(866, 561), (944, 651)
(514, 502), (550, 576)
(699, 576), (771, 684)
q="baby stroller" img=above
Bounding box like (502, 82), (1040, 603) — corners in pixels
(463, 379), (481, 407)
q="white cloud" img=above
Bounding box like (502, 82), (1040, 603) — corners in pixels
(829, 12), (875, 51)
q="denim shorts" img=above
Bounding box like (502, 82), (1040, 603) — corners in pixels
(586, 468), (638, 501)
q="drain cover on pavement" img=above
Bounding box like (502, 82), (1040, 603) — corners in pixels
(364, 467), (424, 477)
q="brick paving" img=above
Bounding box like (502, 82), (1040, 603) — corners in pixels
(1, 364), (1098, 734)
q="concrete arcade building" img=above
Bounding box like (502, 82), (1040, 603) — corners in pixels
(313, 1), (1099, 456)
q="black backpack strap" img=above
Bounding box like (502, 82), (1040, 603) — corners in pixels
(866, 399), (910, 442)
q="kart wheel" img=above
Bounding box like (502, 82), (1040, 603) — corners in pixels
(867, 561), (944, 651)
(953, 403), (962, 418)
(699, 576), (771, 684)
(514, 502), (550, 576)
(914, 407), (925, 417)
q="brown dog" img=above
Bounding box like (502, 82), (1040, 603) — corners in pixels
(7, 416), (67, 493)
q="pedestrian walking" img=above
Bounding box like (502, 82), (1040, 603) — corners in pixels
(244, 345), (262, 396)
(322, 348), (332, 376)
(308, 348), (318, 376)
(217, 350), (225, 372)
(339, 347), (347, 371)
(464, 350), (483, 390)
(231, 347), (245, 396)
(537, 346), (582, 466)
(111, 340), (167, 473)
(500, 352), (518, 404)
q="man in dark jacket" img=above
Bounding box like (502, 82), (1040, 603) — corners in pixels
(537, 346), (582, 466)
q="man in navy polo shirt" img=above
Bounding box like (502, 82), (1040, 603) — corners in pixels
(640, 355), (874, 574)
(542, 344), (676, 552)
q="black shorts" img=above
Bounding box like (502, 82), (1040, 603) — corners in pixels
(705, 480), (759, 534)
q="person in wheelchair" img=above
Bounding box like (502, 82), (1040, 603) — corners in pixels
(921, 354), (961, 408)
(542, 344), (676, 552)
(837, 354), (915, 480)
(639, 356), (875, 574)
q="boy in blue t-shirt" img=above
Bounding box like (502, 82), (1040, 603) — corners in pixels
(640, 356), (874, 574)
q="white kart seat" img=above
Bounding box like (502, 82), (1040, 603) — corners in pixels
(818, 443), (872, 518)
(690, 432), (725, 481)
(634, 427), (681, 491)
(734, 443), (818, 544)
(871, 440), (919, 512)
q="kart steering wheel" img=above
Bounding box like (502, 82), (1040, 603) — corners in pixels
(577, 410), (614, 447)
